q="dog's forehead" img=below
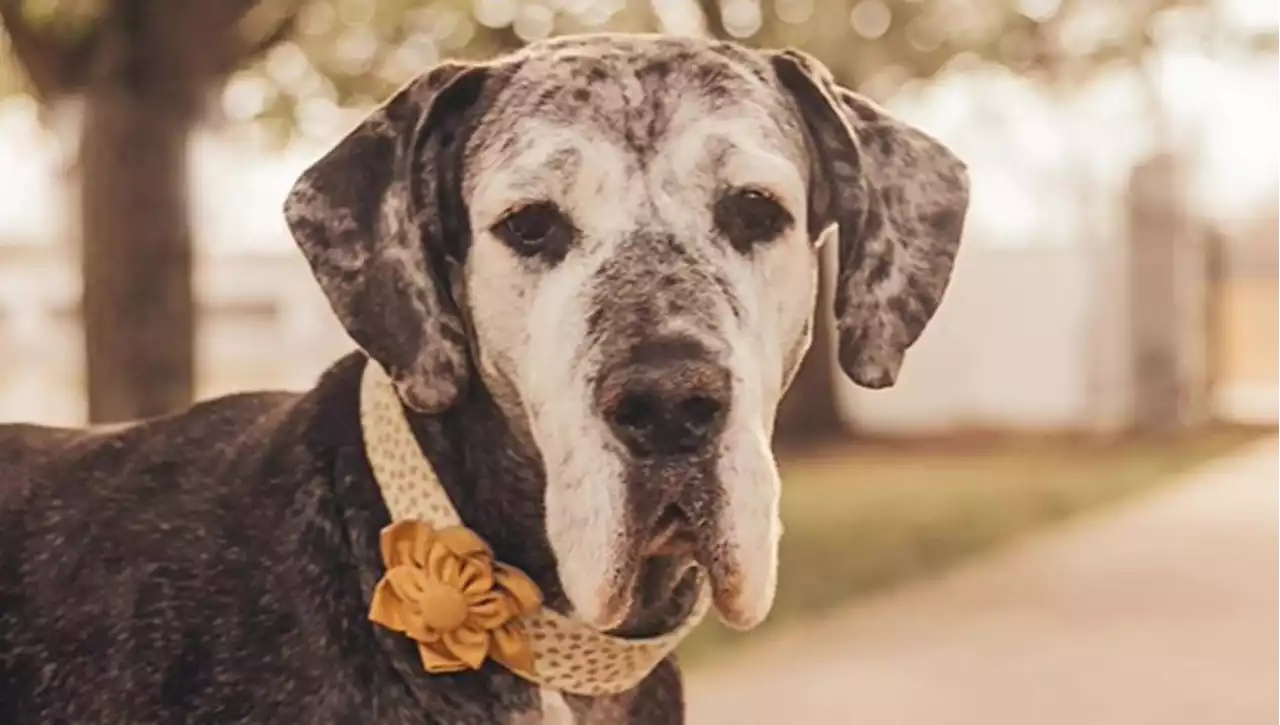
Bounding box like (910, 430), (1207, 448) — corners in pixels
(469, 36), (800, 169)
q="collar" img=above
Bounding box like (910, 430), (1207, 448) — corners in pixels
(358, 357), (711, 697)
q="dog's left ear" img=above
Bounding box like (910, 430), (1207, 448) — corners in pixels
(283, 62), (495, 412)
(770, 49), (970, 388)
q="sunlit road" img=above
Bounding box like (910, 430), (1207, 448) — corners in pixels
(687, 438), (1279, 725)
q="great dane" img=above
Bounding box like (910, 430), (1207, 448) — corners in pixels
(0, 34), (968, 724)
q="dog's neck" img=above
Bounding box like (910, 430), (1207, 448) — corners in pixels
(399, 376), (698, 639)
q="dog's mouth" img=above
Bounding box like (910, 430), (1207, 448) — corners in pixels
(604, 559), (703, 640)
(589, 502), (705, 638)
(549, 402), (782, 637)
(643, 503), (698, 559)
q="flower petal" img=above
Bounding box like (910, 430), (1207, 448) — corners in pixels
(466, 591), (514, 630)
(380, 521), (435, 569)
(419, 641), (468, 674)
(369, 578), (408, 633)
(436, 526), (492, 560)
(442, 626), (491, 670)
(494, 563), (543, 614)
(490, 623), (536, 676)
(425, 542), (451, 581)
(385, 566), (430, 603)
(457, 558), (494, 596)
(439, 554), (462, 588)
(372, 576), (443, 643)
(371, 524), (553, 680)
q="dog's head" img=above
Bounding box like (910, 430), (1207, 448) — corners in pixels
(284, 35), (968, 632)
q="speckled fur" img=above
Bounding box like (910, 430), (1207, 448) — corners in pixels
(0, 354), (685, 724)
(0, 34), (967, 724)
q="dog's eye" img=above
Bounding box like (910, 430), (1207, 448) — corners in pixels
(714, 188), (794, 253)
(493, 202), (575, 261)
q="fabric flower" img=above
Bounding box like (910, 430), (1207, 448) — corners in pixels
(369, 520), (543, 675)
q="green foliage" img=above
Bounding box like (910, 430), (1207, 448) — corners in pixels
(2, 0), (1271, 136)
(0, 0), (101, 98)
(731, 0), (1228, 92)
(230, 0), (1243, 136)
(225, 0), (663, 141)
(13, 0), (101, 37)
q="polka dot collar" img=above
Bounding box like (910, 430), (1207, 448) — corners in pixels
(359, 357), (712, 696)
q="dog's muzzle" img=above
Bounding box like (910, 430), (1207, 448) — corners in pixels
(595, 338), (732, 460)
(590, 338), (740, 623)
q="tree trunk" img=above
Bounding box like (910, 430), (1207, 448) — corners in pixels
(79, 38), (197, 422)
(774, 251), (843, 445)
(1126, 152), (1209, 432)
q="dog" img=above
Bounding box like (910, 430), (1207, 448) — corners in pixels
(0, 34), (968, 724)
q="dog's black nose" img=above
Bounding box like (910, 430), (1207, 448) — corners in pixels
(598, 341), (731, 457)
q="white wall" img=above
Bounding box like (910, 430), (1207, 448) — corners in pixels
(836, 245), (1097, 434)
(2, 244), (1112, 432)
(0, 248), (354, 426)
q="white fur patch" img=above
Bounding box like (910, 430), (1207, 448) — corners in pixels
(539, 688), (576, 725)
(520, 258), (631, 626)
(711, 223), (816, 627)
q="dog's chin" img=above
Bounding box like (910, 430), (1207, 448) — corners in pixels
(550, 440), (781, 635)
(571, 574), (636, 634)
(569, 537), (776, 637)
(705, 553), (776, 631)
(569, 549), (702, 637)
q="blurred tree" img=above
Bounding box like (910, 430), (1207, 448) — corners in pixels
(216, 0), (661, 142)
(0, 0), (313, 422)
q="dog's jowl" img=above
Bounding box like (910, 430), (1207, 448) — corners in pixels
(0, 34), (968, 725)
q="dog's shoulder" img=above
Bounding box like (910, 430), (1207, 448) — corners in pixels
(0, 356), (367, 575)
(1, 391), (282, 476)
(0, 386), (297, 514)
(0, 353), (366, 502)
(0, 354), (390, 722)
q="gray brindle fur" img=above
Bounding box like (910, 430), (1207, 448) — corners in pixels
(0, 35), (967, 724)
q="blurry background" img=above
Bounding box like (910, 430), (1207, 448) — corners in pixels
(0, 0), (1276, 722)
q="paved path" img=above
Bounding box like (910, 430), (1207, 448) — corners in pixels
(687, 438), (1279, 725)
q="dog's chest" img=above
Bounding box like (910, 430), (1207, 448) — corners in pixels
(500, 690), (577, 725)
(518, 689), (633, 725)
(537, 689), (577, 724)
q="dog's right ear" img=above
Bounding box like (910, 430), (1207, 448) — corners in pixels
(284, 62), (491, 413)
